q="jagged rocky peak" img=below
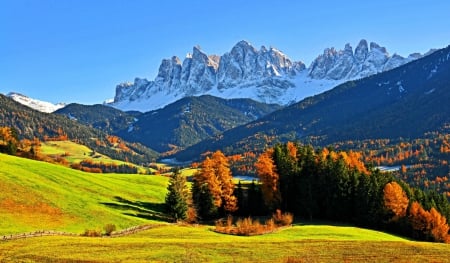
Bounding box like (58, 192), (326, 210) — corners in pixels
(216, 40), (302, 90)
(354, 39), (369, 62)
(156, 56), (182, 84)
(309, 39), (414, 80)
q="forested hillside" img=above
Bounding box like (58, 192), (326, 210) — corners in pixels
(174, 45), (450, 161)
(116, 95), (281, 153)
(0, 94), (158, 163)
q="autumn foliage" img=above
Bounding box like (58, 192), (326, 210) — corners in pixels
(383, 182), (409, 221)
(193, 150), (237, 219)
(214, 210), (293, 236)
(409, 201), (450, 243)
(255, 148), (280, 209)
(255, 142), (450, 243)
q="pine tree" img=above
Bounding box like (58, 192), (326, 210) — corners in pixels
(192, 176), (217, 220)
(165, 170), (189, 221)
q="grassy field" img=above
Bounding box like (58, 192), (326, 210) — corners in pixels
(1, 153), (450, 262)
(1, 224), (450, 262)
(0, 153), (169, 235)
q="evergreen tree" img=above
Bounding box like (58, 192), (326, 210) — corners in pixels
(192, 177), (217, 220)
(165, 170), (189, 221)
(236, 181), (246, 215)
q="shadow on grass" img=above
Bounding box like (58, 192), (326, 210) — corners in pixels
(101, 196), (170, 222)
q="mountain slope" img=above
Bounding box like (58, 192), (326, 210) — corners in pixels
(110, 40), (422, 112)
(173, 45), (450, 161)
(53, 96), (280, 153)
(55, 103), (138, 133)
(115, 95), (281, 153)
(0, 94), (158, 163)
(7, 92), (65, 113)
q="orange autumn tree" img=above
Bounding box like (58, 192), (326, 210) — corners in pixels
(193, 150), (237, 218)
(255, 148), (280, 209)
(409, 201), (450, 243)
(383, 181), (409, 221)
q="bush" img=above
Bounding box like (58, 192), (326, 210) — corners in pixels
(272, 209), (293, 226)
(214, 215), (286, 236)
(104, 224), (116, 236)
(186, 207), (198, 223)
(82, 229), (102, 237)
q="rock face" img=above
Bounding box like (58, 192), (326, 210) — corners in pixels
(308, 40), (416, 80)
(111, 40), (422, 112)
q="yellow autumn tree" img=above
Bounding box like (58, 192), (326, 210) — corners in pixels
(409, 201), (450, 243)
(429, 207), (450, 243)
(255, 148), (280, 209)
(383, 181), (409, 221)
(193, 150), (237, 215)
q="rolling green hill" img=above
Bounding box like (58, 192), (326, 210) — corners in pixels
(0, 153), (168, 235)
(3, 224), (450, 262)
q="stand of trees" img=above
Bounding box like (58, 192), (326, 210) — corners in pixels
(165, 143), (449, 242)
(255, 142), (450, 243)
(0, 126), (19, 155)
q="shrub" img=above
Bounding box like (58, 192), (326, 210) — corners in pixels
(186, 207), (198, 224)
(103, 224), (116, 236)
(272, 209), (293, 226)
(82, 229), (102, 237)
(214, 213), (293, 236)
(265, 218), (276, 232)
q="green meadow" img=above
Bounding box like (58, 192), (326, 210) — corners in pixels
(1, 153), (450, 262)
(0, 153), (168, 235)
(2, 224), (450, 262)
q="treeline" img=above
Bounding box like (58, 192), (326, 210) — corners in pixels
(71, 160), (138, 174)
(166, 143), (450, 242)
(333, 127), (450, 198)
(255, 142), (450, 243)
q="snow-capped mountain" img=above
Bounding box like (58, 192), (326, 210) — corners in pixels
(110, 40), (423, 112)
(7, 92), (65, 113)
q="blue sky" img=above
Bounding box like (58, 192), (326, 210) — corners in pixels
(1, 0), (449, 104)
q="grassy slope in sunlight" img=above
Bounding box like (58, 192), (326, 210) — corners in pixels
(0, 153), (168, 235)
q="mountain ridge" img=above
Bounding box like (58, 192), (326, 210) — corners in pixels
(7, 92), (66, 113)
(110, 39), (425, 112)
(172, 44), (450, 161)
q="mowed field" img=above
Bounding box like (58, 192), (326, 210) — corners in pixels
(1, 153), (450, 262)
(2, 224), (450, 262)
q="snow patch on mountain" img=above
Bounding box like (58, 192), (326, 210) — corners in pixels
(7, 92), (66, 113)
(110, 40), (424, 112)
